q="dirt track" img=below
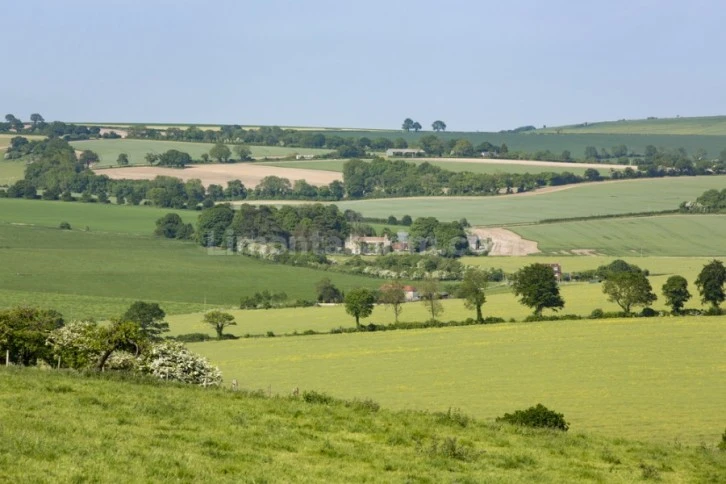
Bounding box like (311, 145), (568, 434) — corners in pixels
(94, 164), (342, 188)
(471, 227), (540, 256)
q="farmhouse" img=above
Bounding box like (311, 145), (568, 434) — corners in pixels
(549, 263), (562, 281)
(385, 148), (425, 158)
(403, 285), (419, 301)
(345, 235), (392, 255)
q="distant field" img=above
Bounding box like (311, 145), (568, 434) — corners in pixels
(69, 139), (333, 166)
(0, 160), (25, 186)
(260, 158), (624, 176)
(512, 214), (726, 256)
(333, 176), (726, 225)
(0, 133), (45, 150)
(0, 222), (385, 320)
(539, 115), (726, 136)
(192, 316), (726, 443)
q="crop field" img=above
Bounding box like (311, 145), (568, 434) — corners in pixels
(5, 369), (724, 482)
(0, 133), (45, 150)
(332, 176), (726, 225)
(259, 158), (621, 176)
(0, 161), (26, 186)
(69, 139), (333, 166)
(512, 214), (726, 256)
(0, 222), (384, 320)
(539, 115), (726, 136)
(191, 316), (726, 444)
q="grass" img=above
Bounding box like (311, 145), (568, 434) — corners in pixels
(0, 160), (26, 186)
(259, 158), (614, 176)
(333, 175), (726, 225)
(191, 316), (726, 445)
(69, 139), (332, 166)
(3, 368), (723, 482)
(0, 222), (385, 320)
(512, 214), (726, 256)
(539, 115), (726, 136)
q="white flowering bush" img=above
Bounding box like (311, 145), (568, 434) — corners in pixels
(46, 321), (102, 369)
(140, 341), (222, 386)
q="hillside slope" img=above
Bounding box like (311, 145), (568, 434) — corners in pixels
(539, 115), (726, 136)
(1, 368), (724, 482)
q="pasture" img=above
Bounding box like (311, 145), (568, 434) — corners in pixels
(4, 369), (723, 482)
(0, 160), (26, 186)
(192, 316), (726, 444)
(512, 214), (726, 256)
(333, 176), (726, 225)
(259, 158), (623, 176)
(69, 139), (333, 166)
(539, 115), (726, 136)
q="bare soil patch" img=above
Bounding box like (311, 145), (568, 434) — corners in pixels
(471, 227), (540, 256)
(94, 164), (342, 188)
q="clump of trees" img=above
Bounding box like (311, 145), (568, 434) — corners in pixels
(154, 213), (195, 240)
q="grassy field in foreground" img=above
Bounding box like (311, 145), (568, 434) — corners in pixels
(259, 159), (612, 176)
(539, 115), (726, 136)
(0, 223), (383, 320)
(4, 369), (723, 482)
(192, 317), (726, 445)
(334, 176), (726, 225)
(0, 160), (25, 186)
(512, 214), (726, 256)
(69, 139), (332, 166)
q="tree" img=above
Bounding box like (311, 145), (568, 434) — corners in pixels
(234, 144), (252, 161)
(452, 139), (474, 157)
(155, 213), (194, 240)
(695, 259), (726, 310)
(117, 153), (129, 166)
(402, 118), (414, 132)
(209, 142), (232, 163)
(203, 310), (237, 339)
(122, 301), (168, 340)
(432, 120), (447, 132)
(79, 150), (99, 168)
(419, 278), (443, 322)
(602, 271), (657, 314)
(511, 264), (564, 316)
(29, 113), (44, 128)
(145, 152), (159, 165)
(95, 320), (147, 371)
(584, 168), (601, 181)
(316, 278), (343, 303)
(412, 121), (422, 132)
(196, 203), (235, 246)
(662, 275), (691, 314)
(0, 307), (64, 366)
(344, 288), (376, 328)
(458, 268), (488, 322)
(379, 281), (405, 322)
(158, 149), (192, 168)
(584, 146), (599, 160)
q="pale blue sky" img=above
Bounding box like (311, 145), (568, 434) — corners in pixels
(2, 0), (725, 131)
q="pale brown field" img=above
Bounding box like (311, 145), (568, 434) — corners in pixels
(94, 163), (342, 187)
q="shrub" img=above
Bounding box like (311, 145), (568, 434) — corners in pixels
(139, 341), (222, 386)
(496, 403), (569, 431)
(719, 428), (726, 451)
(302, 390), (335, 405)
(589, 308), (604, 319)
(172, 333), (212, 343)
(703, 306), (723, 316)
(640, 307), (658, 317)
(59, 222), (72, 230)
(435, 407), (471, 427)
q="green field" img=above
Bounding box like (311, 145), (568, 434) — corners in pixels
(259, 159), (615, 176)
(0, 221), (384, 320)
(192, 317), (726, 444)
(540, 115), (726, 136)
(4, 369), (723, 482)
(333, 176), (726, 225)
(0, 160), (26, 186)
(0, 133), (45, 150)
(512, 214), (726, 256)
(69, 139), (333, 166)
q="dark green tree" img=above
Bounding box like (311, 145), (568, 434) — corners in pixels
(0, 307), (64, 366)
(209, 142), (232, 163)
(402, 118), (414, 132)
(431, 120), (447, 132)
(117, 153), (129, 166)
(662, 275), (691, 314)
(203, 310), (236, 339)
(512, 264), (564, 316)
(122, 301), (168, 340)
(344, 288), (376, 328)
(458, 268), (488, 322)
(602, 271), (657, 314)
(412, 121), (422, 132)
(196, 203), (235, 247)
(696, 260), (726, 310)
(155, 213), (194, 240)
(157, 149), (192, 168)
(234, 144), (252, 161)
(316, 278), (343, 303)
(79, 150), (100, 168)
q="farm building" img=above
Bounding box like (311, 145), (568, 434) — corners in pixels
(403, 285), (419, 301)
(549, 263), (562, 281)
(385, 148), (425, 157)
(345, 235), (392, 255)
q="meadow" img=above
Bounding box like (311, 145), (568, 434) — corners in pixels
(190, 316), (726, 445)
(539, 115), (726, 136)
(259, 158), (613, 176)
(4, 369), (723, 482)
(334, 175), (726, 225)
(0, 160), (25, 186)
(69, 139), (332, 166)
(512, 214), (726, 256)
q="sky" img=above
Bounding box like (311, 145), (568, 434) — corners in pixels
(2, 0), (725, 131)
